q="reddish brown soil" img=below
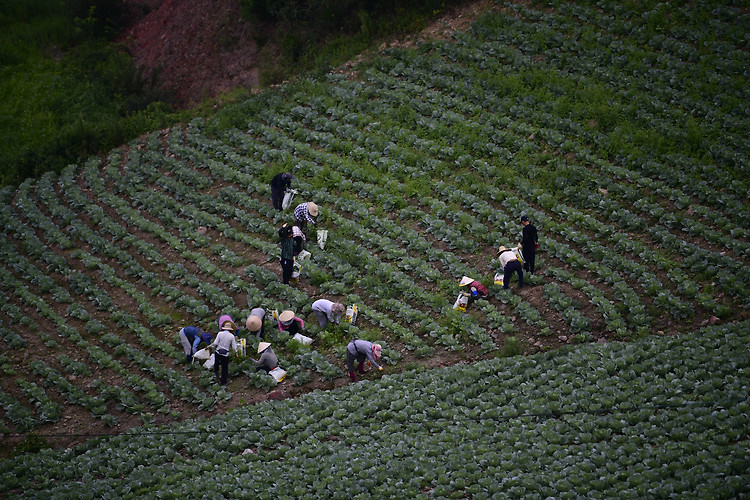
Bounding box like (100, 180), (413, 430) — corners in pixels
(119, 0), (260, 106)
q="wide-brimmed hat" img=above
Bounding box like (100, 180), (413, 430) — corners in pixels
(279, 310), (295, 324)
(221, 320), (237, 332)
(372, 343), (382, 359)
(497, 246), (508, 254)
(258, 342), (271, 353)
(246, 315), (262, 332)
(459, 276), (474, 286)
(308, 202), (319, 216)
(331, 303), (346, 315)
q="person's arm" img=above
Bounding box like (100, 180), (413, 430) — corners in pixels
(296, 317), (305, 330)
(191, 336), (201, 353)
(365, 349), (381, 370)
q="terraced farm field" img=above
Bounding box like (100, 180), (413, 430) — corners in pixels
(1, 0), (748, 497)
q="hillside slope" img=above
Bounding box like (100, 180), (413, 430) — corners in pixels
(0, 0), (748, 465)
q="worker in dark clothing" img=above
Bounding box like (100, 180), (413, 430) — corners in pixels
(279, 223), (294, 284)
(520, 215), (538, 275)
(270, 172), (295, 210)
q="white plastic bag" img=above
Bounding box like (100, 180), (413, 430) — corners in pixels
(317, 229), (328, 250)
(453, 293), (469, 312)
(494, 272), (504, 286)
(269, 367), (287, 382)
(193, 348), (211, 361)
(292, 333), (313, 345)
(291, 260), (302, 283)
(297, 249), (312, 261)
(345, 304), (358, 324)
(203, 353), (215, 369)
(282, 189), (297, 210)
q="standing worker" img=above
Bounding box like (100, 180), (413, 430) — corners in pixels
(278, 310), (305, 335)
(270, 172), (295, 211)
(251, 342), (278, 373)
(294, 202), (319, 227)
(209, 319), (239, 386)
(520, 215), (538, 275)
(497, 246), (524, 290)
(217, 314), (239, 336)
(311, 299), (345, 329)
(346, 339), (383, 382)
(245, 307), (266, 339)
(279, 223), (294, 284)
(178, 326), (212, 363)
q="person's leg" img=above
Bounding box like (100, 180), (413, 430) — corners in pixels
(503, 265), (512, 290)
(528, 250), (536, 274)
(315, 310), (328, 329)
(271, 187), (282, 210)
(281, 258), (293, 284)
(179, 330), (192, 362)
(522, 247), (531, 272)
(346, 350), (356, 381)
(357, 352), (367, 373)
(219, 355), (229, 386)
(517, 263), (524, 288)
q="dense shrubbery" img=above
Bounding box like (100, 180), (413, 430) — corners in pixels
(0, 0), (180, 187)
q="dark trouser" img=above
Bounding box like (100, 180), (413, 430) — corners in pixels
(346, 350), (366, 373)
(271, 187), (284, 210)
(522, 247), (536, 274)
(281, 258), (293, 284)
(503, 260), (524, 289)
(214, 354), (230, 386)
(315, 310), (329, 329)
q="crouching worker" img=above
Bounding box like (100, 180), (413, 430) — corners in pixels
(278, 310), (305, 335)
(178, 326), (212, 363)
(459, 276), (488, 302)
(346, 339), (383, 382)
(209, 320), (239, 386)
(251, 342), (278, 373)
(312, 299), (345, 329)
(245, 307), (266, 339)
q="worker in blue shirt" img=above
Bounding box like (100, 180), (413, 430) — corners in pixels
(179, 326), (212, 363)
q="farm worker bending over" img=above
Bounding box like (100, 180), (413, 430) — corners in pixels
(459, 276), (488, 301)
(270, 172), (295, 210)
(520, 215), (539, 275)
(347, 340), (383, 382)
(279, 223), (294, 284)
(217, 314), (239, 336)
(294, 202), (318, 227)
(312, 299), (345, 329)
(497, 246), (524, 290)
(251, 342), (278, 373)
(292, 223), (306, 256)
(209, 320), (239, 386)
(278, 310), (305, 335)
(245, 307), (266, 339)
(178, 327), (212, 363)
